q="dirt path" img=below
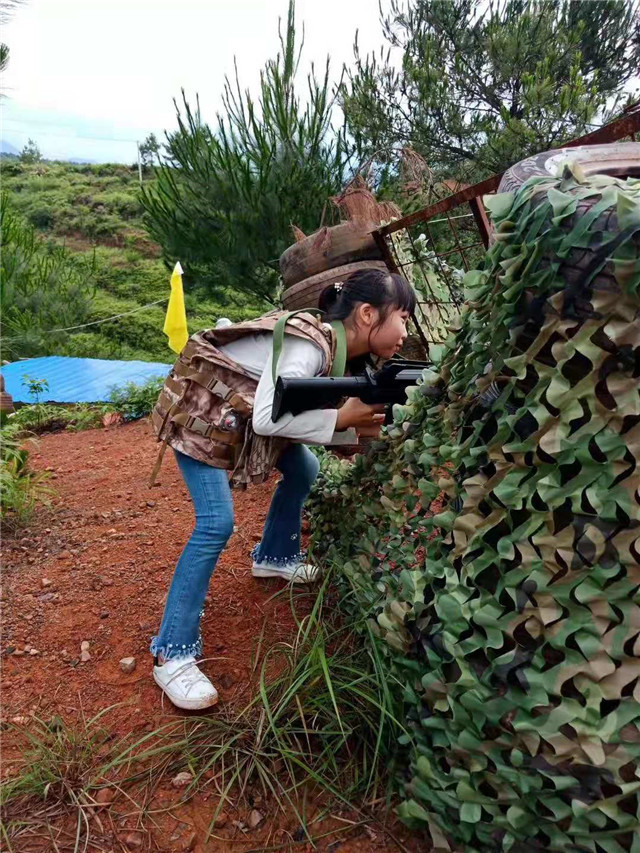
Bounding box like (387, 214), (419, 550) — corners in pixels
(1, 421), (423, 852)
(2, 420), (303, 733)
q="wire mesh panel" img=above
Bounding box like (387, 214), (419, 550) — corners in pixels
(373, 104), (640, 360)
(381, 198), (489, 356)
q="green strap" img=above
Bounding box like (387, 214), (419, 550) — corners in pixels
(272, 310), (346, 385)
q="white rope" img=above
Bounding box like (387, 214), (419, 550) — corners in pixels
(42, 297), (169, 334)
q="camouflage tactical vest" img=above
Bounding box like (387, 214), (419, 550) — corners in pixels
(150, 311), (339, 489)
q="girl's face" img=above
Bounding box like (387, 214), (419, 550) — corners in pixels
(363, 305), (410, 359)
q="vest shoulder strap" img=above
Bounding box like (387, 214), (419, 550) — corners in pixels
(271, 310), (346, 385)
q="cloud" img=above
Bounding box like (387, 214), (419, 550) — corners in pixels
(1, 0), (383, 162)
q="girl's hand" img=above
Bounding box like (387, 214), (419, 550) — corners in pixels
(335, 397), (386, 431)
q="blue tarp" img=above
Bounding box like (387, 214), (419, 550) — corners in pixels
(1, 356), (172, 404)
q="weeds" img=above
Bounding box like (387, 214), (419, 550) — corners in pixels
(103, 570), (407, 843)
(0, 570), (408, 849)
(0, 705), (130, 852)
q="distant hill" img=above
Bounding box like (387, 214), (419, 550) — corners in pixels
(1, 139), (20, 155)
(2, 160), (267, 362)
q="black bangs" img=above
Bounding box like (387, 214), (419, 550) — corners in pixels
(388, 273), (417, 314)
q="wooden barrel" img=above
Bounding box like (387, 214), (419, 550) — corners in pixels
(281, 261), (389, 311)
(280, 221), (384, 289)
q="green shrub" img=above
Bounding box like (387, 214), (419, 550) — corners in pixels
(108, 376), (165, 421)
(27, 207), (54, 229)
(0, 194), (95, 360)
(0, 418), (53, 533)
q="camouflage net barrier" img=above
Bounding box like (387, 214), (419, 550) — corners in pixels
(308, 166), (640, 852)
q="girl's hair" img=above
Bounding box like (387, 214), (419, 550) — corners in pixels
(318, 268), (416, 326)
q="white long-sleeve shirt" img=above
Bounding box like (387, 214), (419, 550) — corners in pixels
(219, 331), (357, 446)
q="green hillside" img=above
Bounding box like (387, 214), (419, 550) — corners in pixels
(2, 160), (268, 362)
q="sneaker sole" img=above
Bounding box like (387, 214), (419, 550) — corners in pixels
(153, 669), (219, 710)
(251, 566), (316, 584)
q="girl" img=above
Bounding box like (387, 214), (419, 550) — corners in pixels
(150, 269), (415, 709)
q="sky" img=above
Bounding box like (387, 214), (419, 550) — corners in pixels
(0, 0), (386, 163)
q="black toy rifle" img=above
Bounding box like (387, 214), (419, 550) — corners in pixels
(271, 359), (438, 425)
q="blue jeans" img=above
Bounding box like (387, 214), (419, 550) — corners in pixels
(149, 444), (320, 661)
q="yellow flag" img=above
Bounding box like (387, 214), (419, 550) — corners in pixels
(163, 261), (188, 354)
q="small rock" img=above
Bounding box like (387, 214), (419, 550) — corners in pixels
(29, 648), (40, 656)
(122, 831), (143, 849)
(100, 610), (109, 619)
(146, 501), (155, 507)
(95, 787), (114, 807)
(119, 656), (136, 674)
(171, 771), (192, 788)
(80, 650), (91, 662)
(13, 649), (24, 657)
(213, 812), (228, 828)
(248, 809), (264, 829)
(232, 820), (248, 833)
(80, 641), (90, 652)
(41, 578), (52, 588)
(11, 716), (29, 724)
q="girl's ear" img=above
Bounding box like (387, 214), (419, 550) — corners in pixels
(357, 303), (377, 327)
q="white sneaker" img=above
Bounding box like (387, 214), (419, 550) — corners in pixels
(153, 656), (219, 710)
(251, 559), (319, 584)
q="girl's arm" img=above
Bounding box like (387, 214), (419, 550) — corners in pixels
(252, 337), (351, 444)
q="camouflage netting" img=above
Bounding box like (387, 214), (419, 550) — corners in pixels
(308, 166), (640, 852)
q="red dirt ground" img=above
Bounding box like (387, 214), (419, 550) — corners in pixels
(1, 420), (426, 853)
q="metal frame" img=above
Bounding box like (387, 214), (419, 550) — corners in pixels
(374, 103), (640, 356)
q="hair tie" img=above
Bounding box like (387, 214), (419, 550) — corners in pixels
(334, 282), (343, 292)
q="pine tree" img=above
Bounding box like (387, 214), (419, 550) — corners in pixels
(142, 1), (349, 304)
(341, 0), (640, 180)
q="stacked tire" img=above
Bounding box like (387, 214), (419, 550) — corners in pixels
(280, 221), (388, 310)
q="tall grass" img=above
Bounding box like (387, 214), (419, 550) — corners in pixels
(109, 569), (407, 841)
